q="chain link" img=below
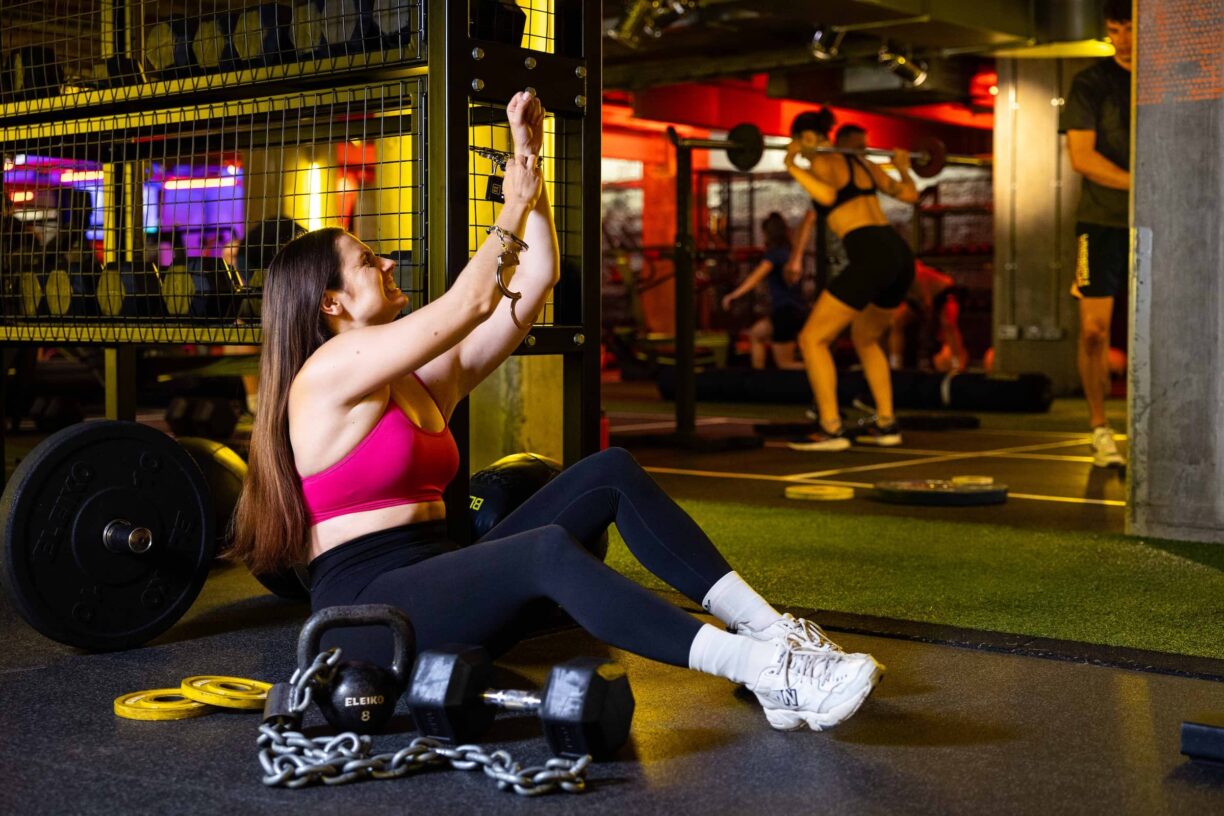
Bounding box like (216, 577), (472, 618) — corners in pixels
(258, 651), (591, 796)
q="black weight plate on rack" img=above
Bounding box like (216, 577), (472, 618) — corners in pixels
(0, 421), (215, 650)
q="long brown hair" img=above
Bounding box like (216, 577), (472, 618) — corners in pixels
(230, 227), (346, 573)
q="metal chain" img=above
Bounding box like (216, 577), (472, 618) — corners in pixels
(258, 650), (591, 796)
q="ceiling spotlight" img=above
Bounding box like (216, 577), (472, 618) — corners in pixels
(609, 0), (697, 50)
(879, 48), (928, 87)
(810, 26), (846, 61)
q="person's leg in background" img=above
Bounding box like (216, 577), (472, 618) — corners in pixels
(888, 302), (915, 369)
(769, 304), (808, 370)
(793, 292), (858, 450)
(748, 317), (772, 369)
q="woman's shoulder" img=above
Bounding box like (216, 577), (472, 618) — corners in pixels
(809, 153), (846, 179)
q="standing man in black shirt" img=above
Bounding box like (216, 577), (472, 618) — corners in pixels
(1060, 0), (1132, 468)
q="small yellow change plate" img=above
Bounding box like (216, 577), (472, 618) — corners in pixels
(784, 484), (855, 501)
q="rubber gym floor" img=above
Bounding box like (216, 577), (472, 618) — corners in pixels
(1, 394), (1223, 814)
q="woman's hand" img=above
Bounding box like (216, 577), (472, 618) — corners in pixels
(508, 91), (545, 157)
(501, 153), (543, 211)
(784, 140), (802, 168)
(893, 148), (912, 173)
(721, 293), (735, 311)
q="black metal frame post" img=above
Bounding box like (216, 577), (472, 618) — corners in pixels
(673, 138), (697, 437)
(611, 128), (760, 452)
(431, 0), (601, 539)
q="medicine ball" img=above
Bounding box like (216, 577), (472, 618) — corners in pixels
(469, 452), (609, 560)
(176, 437), (246, 553)
(469, 452), (561, 539)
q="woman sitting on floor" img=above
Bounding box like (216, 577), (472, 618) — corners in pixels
(230, 91), (882, 733)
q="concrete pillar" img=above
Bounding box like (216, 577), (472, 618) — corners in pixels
(993, 58), (1094, 395)
(1129, 1), (1224, 543)
(469, 355), (565, 471)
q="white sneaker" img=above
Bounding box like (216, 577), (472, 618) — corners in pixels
(737, 614), (844, 653)
(1091, 426), (1125, 468)
(747, 644), (883, 731)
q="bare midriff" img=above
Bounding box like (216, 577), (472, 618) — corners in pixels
(308, 500), (447, 561)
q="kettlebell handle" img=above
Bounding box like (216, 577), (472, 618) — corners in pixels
(297, 604), (416, 685)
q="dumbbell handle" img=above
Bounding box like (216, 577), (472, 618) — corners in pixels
(482, 688), (543, 712)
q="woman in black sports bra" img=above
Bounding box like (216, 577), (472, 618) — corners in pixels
(782, 110), (919, 451)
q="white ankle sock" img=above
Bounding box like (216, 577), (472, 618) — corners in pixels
(702, 571), (782, 633)
(687, 624), (780, 686)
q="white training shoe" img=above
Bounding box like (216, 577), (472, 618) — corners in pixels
(747, 644), (883, 732)
(1091, 426), (1125, 468)
(737, 613), (844, 653)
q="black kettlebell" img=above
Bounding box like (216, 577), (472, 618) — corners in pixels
(296, 604), (415, 735)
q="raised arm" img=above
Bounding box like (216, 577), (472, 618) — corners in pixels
(295, 162), (541, 410)
(1066, 130), (1131, 190)
(865, 149), (919, 204)
(786, 210), (816, 277)
(785, 141), (838, 208)
(418, 92), (560, 411)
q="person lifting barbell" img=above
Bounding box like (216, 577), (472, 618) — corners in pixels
(779, 109), (919, 452)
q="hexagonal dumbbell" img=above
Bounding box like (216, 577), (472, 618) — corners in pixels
(405, 644), (635, 759)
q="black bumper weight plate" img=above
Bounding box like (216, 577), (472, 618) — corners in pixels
(875, 479), (1008, 506)
(0, 421), (215, 650)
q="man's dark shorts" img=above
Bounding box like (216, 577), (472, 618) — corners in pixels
(1075, 222), (1129, 299)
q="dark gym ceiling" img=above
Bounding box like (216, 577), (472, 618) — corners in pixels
(602, 0), (1103, 105)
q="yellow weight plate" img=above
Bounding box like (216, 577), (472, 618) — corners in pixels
(19, 271), (42, 316)
(161, 269), (194, 315)
(45, 270), (72, 316)
(97, 268), (124, 316)
(784, 484), (854, 501)
(180, 675), (272, 710)
(114, 689), (214, 721)
(950, 475), (995, 486)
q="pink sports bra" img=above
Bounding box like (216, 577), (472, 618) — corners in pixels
(299, 379), (459, 525)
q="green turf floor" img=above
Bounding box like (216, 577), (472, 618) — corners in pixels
(605, 498), (1224, 660)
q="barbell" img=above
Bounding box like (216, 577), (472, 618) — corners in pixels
(675, 122), (991, 176)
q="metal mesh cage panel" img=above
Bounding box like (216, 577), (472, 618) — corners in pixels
(1, 78), (425, 343)
(0, 1), (424, 116)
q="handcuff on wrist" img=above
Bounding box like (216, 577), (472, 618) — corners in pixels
(485, 224), (528, 302)
(469, 146), (545, 173)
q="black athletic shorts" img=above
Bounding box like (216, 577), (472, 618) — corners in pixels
(826, 225), (915, 310)
(1075, 222), (1129, 299)
(771, 303), (808, 342)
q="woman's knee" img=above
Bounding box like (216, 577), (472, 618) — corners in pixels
(533, 524), (597, 567)
(798, 324), (833, 350)
(570, 446), (639, 481)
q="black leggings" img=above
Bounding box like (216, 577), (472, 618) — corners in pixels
(308, 447), (734, 667)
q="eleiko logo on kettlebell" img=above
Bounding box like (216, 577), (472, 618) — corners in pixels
(344, 695), (385, 707)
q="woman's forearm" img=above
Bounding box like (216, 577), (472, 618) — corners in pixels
(449, 202), (533, 320)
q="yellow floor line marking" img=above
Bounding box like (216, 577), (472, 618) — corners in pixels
(763, 442), (1101, 464)
(1006, 492), (1127, 507)
(785, 439), (1091, 480)
(607, 412), (1128, 441)
(614, 417), (744, 433)
(642, 464), (1127, 508)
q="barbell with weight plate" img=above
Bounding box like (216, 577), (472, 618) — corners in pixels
(686, 122), (988, 177)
